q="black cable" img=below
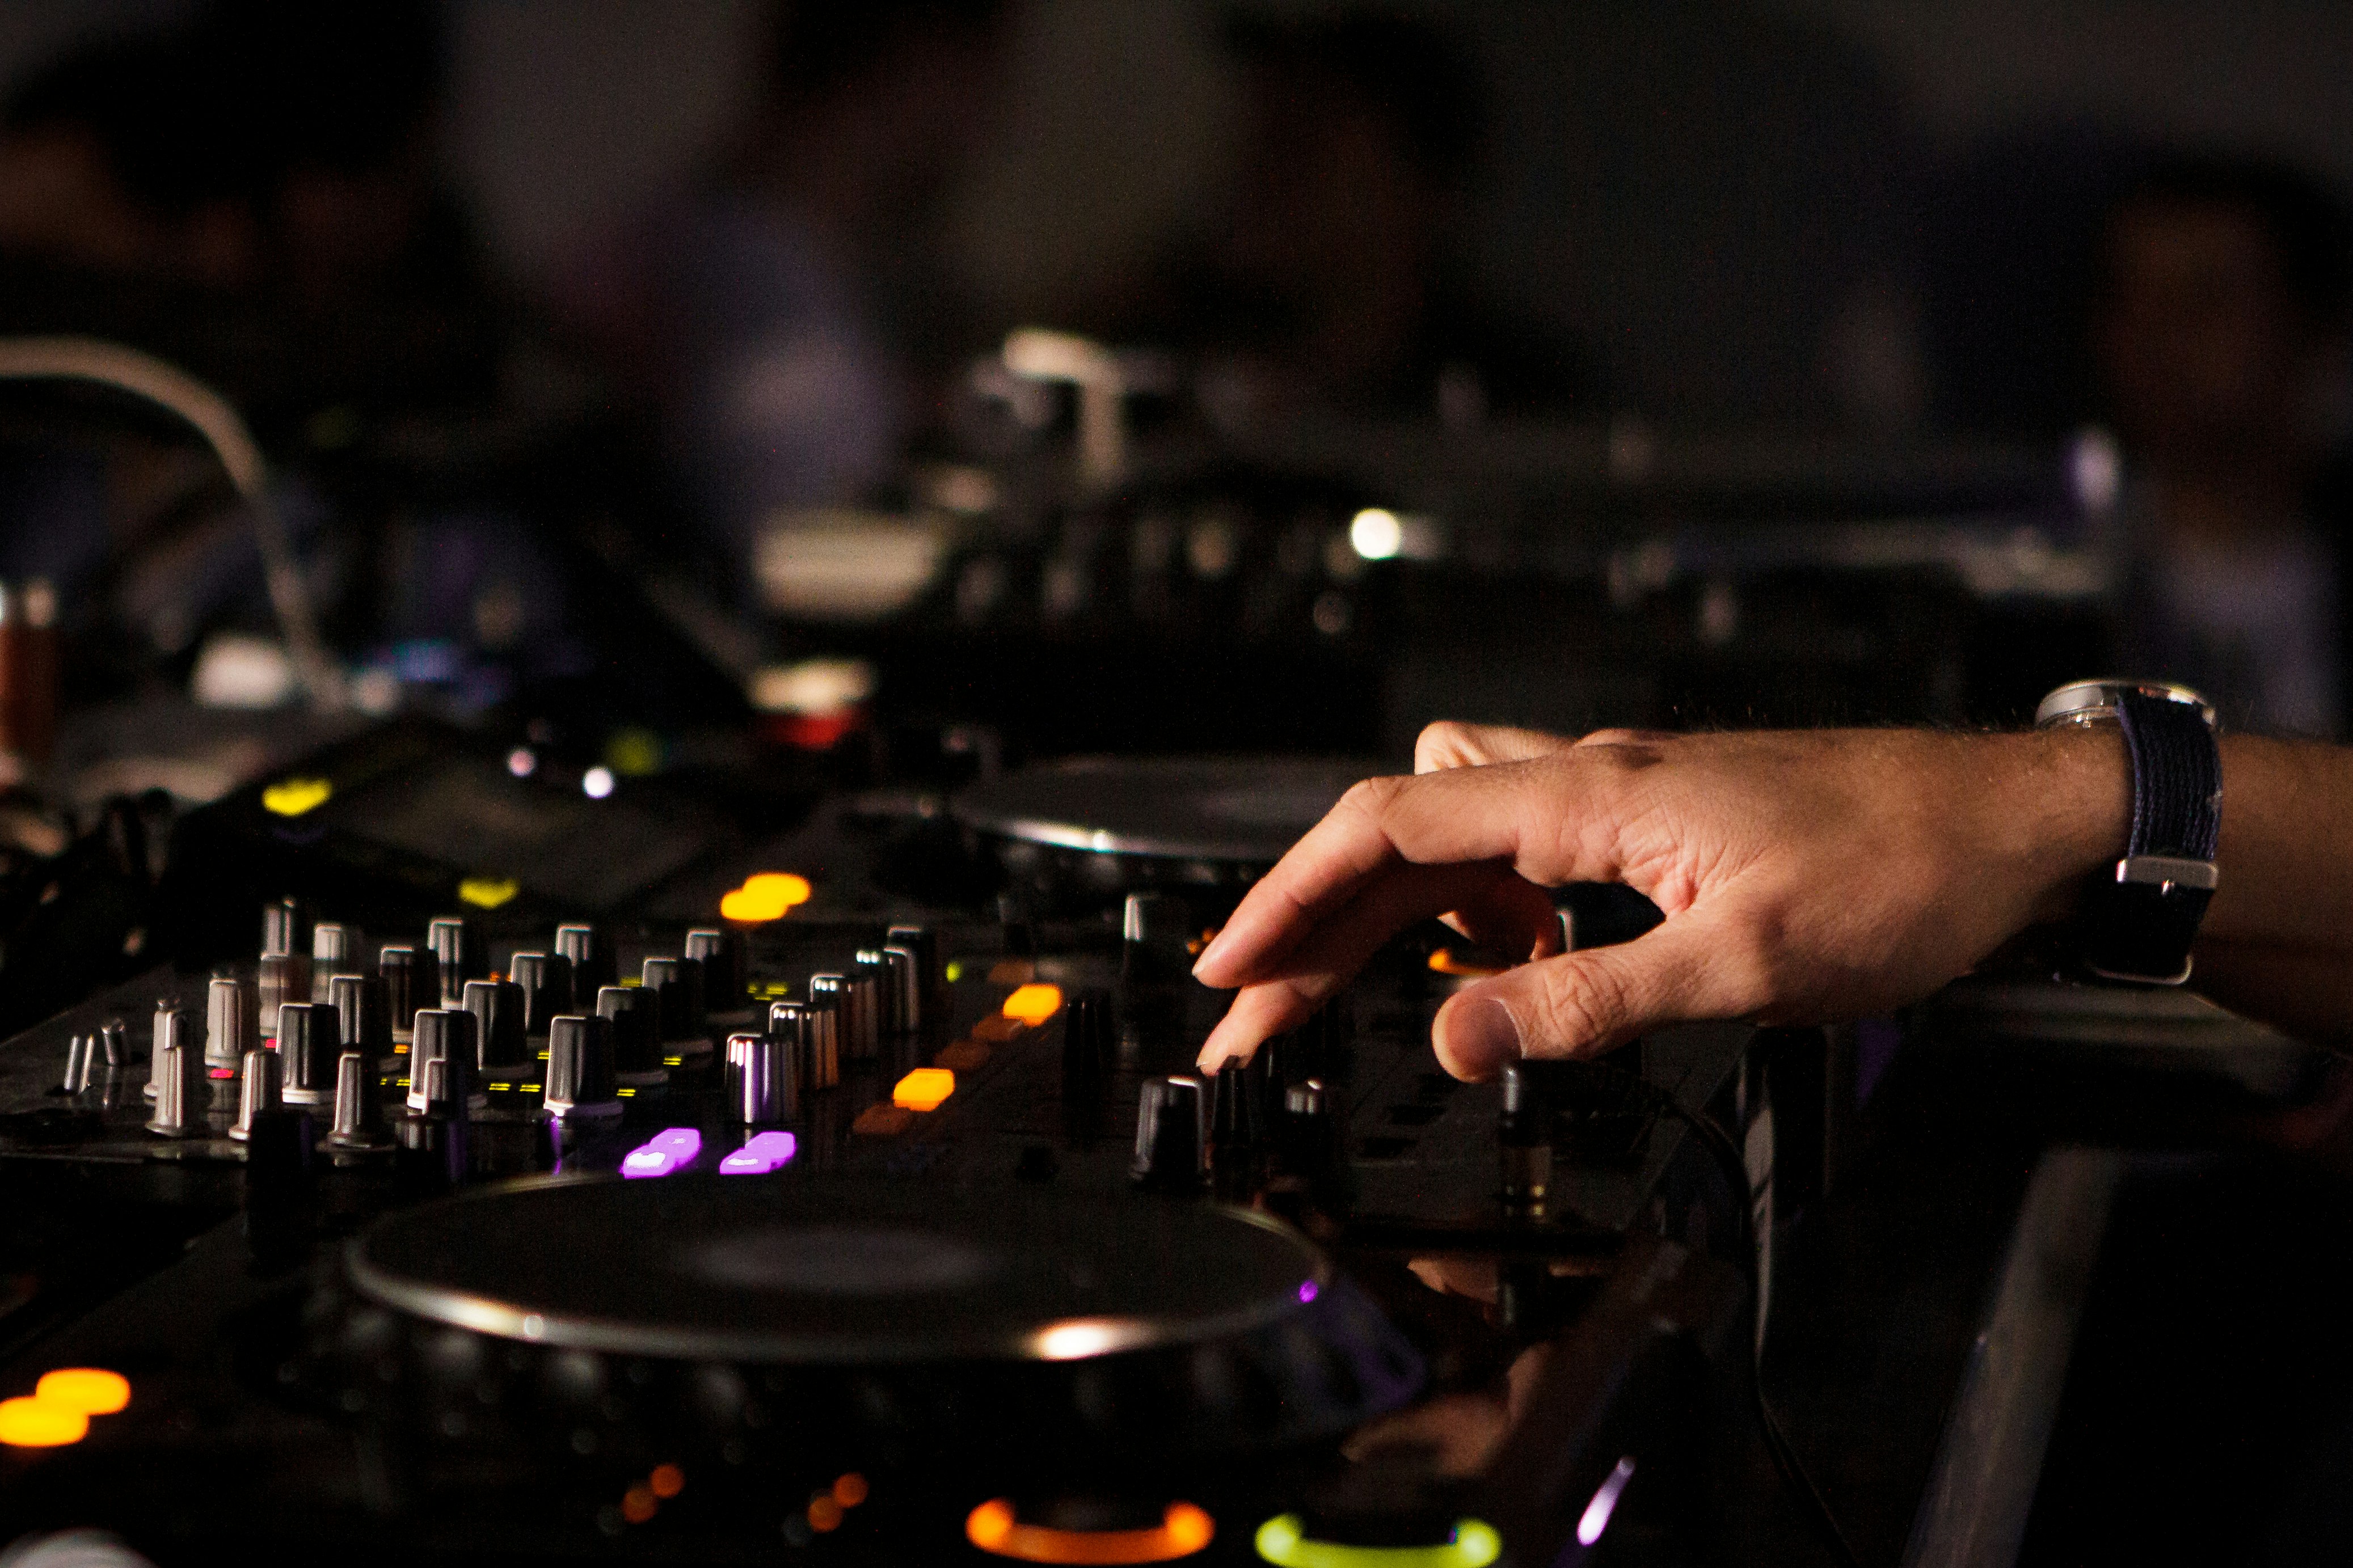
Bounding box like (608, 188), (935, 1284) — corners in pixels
(1600, 1067), (1866, 1568)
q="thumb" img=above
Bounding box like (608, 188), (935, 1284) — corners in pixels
(1429, 915), (1757, 1080)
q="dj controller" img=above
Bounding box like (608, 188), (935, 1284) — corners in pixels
(0, 723), (1827, 1567)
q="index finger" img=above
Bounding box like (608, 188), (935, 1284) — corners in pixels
(1192, 759), (1617, 989)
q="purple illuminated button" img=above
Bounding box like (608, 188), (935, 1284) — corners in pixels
(719, 1130), (798, 1174)
(621, 1126), (702, 1178)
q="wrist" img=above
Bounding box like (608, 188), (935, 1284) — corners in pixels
(2012, 727), (2133, 924)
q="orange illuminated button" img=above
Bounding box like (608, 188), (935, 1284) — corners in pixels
(966, 1499), (1214, 1565)
(0, 1397), (87, 1448)
(1427, 948), (1508, 978)
(892, 1068), (955, 1111)
(1002, 984), (1063, 1026)
(718, 873), (813, 923)
(34, 1369), (129, 1415)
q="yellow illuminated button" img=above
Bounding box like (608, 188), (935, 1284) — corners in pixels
(719, 872), (813, 923)
(0, 1397), (88, 1447)
(892, 1067), (955, 1111)
(1253, 1515), (1500, 1568)
(967, 1499), (1214, 1564)
(33, 1369), (128, 1415)
(457, 877), (519, 910)
(260, 777), (332, 817)
(1002, 984), (1064, 1026)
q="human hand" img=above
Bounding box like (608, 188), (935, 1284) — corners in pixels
(1195, 721), (2127, 1080)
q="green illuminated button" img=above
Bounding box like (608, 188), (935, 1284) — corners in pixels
(1254, 1516), (1501, 1568)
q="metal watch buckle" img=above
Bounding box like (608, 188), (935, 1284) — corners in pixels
(2114, 854), (2217, 893)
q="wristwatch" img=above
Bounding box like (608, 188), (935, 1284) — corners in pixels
(2035, 679), (2221, 984)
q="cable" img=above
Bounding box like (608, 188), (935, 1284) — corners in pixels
(0, 335), (342, 711)
(1593, 1063), (1866, 1568)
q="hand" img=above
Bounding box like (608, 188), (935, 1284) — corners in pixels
(1195, 721), (2127, 1080)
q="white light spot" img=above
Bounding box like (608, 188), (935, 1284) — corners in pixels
(2071, 426), (2123, 515)
(1350, 508), (1404, 561)
(1577, 1456), (1636, 1545)
(581, 766), (615, 800)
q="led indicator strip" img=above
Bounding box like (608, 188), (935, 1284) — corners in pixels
(1253, 1516), (1500, 1568)
(621, 1127), (701, 1178)
(719, 1131), (797, 1174)
(966, 1499), (1213, 1564)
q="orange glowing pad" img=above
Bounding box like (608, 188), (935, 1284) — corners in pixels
(1427, 948), (1509, 978)
(966, 1499), (1214, 1564)
(0, 1397), (87, 1448)
(892, 1068), (956, 1111)
(34, 1369), (129, 1415)
(718, 872), (813, 923)
(1002, 984), (1064, 1026)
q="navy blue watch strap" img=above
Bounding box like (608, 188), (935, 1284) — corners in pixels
(2116, 689), (2220, 862)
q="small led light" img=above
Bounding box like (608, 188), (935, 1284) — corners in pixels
(622, 1484), (658, 1524)
(968, 1498), (1214, 1564)
(457, 876), (519, 910)
(892, 1067), (955, 1111)
(35, 1369), (129, 1415)
(649, 1464), (685, 1499)
(808, 1496), (845, 1532)
(506, 747), (537, 778)
(1031, 1317), (1150, 1361)
(260, 777), (332, 817)
(621, 1127), (701, 1178)
(1427, 948), (1507, 978)
(833, 1473), (869, 1508)
(1297, 1281), (1319, 1305)
(1349, 508), (1404, 561)
(581, 766), (616, 800)
(1253, 1515), (1500, 1568)
(719, 872), (814, 923)
(0, 1397), (87, 1448)
(1576, 1456), (1635, 1546)
(1002, 983), (1063, 1026)
(719, 1131), (798, 1174)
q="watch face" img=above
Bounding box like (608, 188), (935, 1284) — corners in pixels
(2036, 679), (2217, 731)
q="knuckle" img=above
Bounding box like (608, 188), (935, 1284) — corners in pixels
(1532, 960), (1626, 1053)
(1336, 774), (1406, 823)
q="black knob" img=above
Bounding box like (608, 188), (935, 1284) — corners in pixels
(642, 956), (706, 1046)
(277, 1000), (341, 1107)
(1212, 1057), (1265, 1154)
(597, 984), (663, 1083)
(1122, 892), (1191, 984)
(1498, 1063), (1553, 1214)
(726, 1032), (796, 1125)
(997, 891), (1036, 959)
(378, 946), (437, 1046)
(854, 948), (910, 1035)
(328, 972), (393, 1062)
(771, 999), (837, 1091)
(1061, 987), (1113, 1087)
(463, 978), (532, 1076)
(507, 952), (574, 1038)
(554, 923), (617, 994)
(427, 917), (484, 1007)
(407, 1008), (478, 1117)
(885, 923), (939, 1036)
(1132, 1075), (1208, 1190)
(260, 896), (307, 959)
(544, 1014), (622, 1120)
(684, 928), (747, 1015)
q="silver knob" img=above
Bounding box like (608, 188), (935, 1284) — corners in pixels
(277, 1001), (339, 1106)
(462, 978), (532, 1076)
(309, 922), (362, 998)
(145, 1003), (205, 1136)
(229, 1047), (281, 1142)
(97, 1018), (126, 1068)
(327, 973), (391, 1062)
(377, 946), (435, 1045)
(205, 975), (258, 1073)
(554, 923), (615, 993)
(407, 1008), (479, 1115)
(543, 1014), (622, 1121)
(61, 1034), (94, 1095)
(684, 928), (746, 1015)
(726, 1032), (796, 1125)
(427, 916), (483, 1007)
(790, 997), (841, 1088)
(323, 1050), (395, 1153)
(256, 953), (310, 1034)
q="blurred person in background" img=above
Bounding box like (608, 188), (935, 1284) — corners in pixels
(1178, 9), (1599, 429)
(555, 0), (1012, 574)
(2097, 155), (2353, 737)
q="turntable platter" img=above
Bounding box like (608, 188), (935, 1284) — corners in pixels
(347, 1174), (1326, 1364)
(952, 756), (1375, 864)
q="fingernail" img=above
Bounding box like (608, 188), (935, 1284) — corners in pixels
(1192, 929), (1229, 977)
(1439, 998), (1523, 1079)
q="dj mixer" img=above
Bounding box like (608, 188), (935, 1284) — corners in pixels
(0, 728), (1884, 1565)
